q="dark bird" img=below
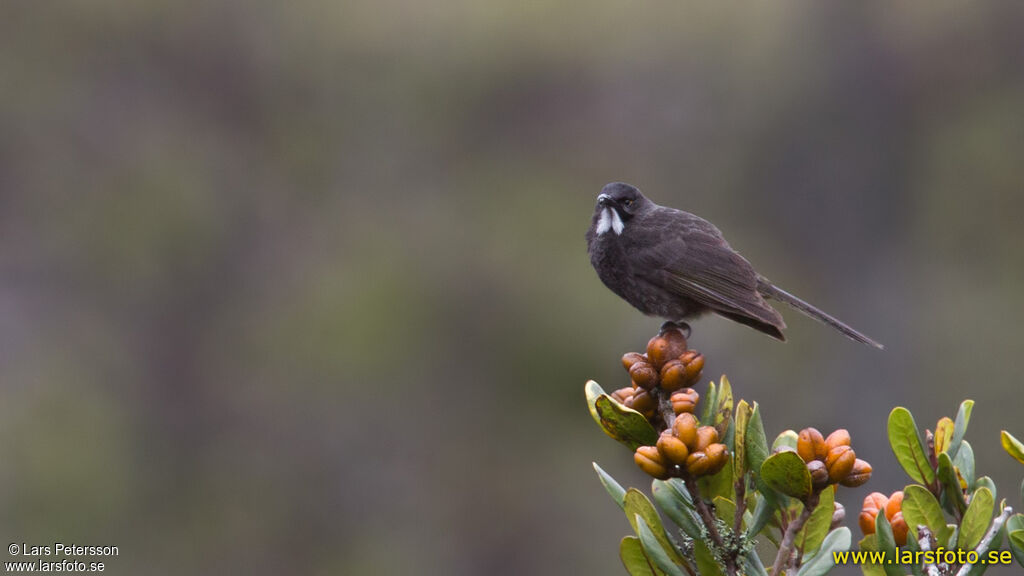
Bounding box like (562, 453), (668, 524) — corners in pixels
(586, 182), (882, 349)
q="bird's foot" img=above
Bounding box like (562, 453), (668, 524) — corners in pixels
(659, 321), (691, 338)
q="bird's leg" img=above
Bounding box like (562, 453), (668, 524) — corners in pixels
(659, 320), (691, 338)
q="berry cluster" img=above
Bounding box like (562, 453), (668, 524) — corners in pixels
(859, 491), (908, 546)
(608, 327), (727, 480)
(796, 427), (873, 488)
(609, 328), (705, 422)
(635, 412), (729, 480)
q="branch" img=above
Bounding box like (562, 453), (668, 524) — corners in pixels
(916, 527), (942, 576)
(684, 475), (739, 576)
(733, 477), (747, 537)
(954, 506), (1014, 576)
(770, 490), (820, 576)
(652, 387), (675, 431)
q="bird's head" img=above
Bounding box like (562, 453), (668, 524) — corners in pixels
(593, 182), (652, 235)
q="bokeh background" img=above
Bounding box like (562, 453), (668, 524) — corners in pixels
(2, 2), (1023, 575)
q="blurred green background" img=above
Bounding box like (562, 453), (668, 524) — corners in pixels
(2, 2), (1024, 575)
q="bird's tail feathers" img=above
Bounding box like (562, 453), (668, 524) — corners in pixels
(758, 280), (883, 349)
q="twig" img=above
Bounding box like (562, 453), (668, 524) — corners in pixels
(770, 490), (820, 576)
(954, 506), (1014, 576)
(917, 527), (942, 576)
(652, 387), (675, 431)
(679, 557), (697, 576)
(684, 475), (739, 576)
(733, 478), (747, 538)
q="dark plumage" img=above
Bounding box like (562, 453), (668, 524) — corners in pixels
(586, 182), (882, 348)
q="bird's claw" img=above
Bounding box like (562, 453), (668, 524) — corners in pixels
(659, 321), (691, 338)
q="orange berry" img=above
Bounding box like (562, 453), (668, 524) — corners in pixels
(694, 426), (719, 452)
(670, 388), (699, 415)
(685, 450), (711, 476)
(673, 413), (699, 449)
(646, 329), (687, 369)
(890, 511), (909, 546)
(826, 445), (856, 482)
(885, 491), (903, 520)
(797, 428), (826, 463)
(825, 429), (851, 452)
(610, 387), (635, 404)
(621, 352), (646, 372)
(680, 351), (705, 385)
(859, 511), (876, 536)
(859, 492), (889, 535)
(659, 360), (687, 391)
(657, 430), (690, 464)
(703, 443), (729, 476)
(629, 362), (659, 390)
(635, 446), (670, 480)
(628, 390), (655, 414)
(839, 458), (873, 487)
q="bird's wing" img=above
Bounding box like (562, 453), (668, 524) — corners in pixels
(635, 214), (786, 334)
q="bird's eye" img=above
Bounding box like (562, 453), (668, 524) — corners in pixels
(623, 199), (634, 207)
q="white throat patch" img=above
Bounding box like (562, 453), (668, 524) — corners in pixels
(596, 208), (625, 236)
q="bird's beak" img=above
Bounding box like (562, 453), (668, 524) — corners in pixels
(597, 194), (614, 207)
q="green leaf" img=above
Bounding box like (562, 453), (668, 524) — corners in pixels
(936, 453), (967, 516)
(699, 452), (734, 501)
(1006, 514), (1024, 567)
(1010, 530), (1024, 568)
(624, 489), (687, 568)
(714, 376), (733, 439)
(702, 381), (718, 424)
(796, 527), (850, 576)
(734, 399), (752, 480)
(746, 493), (776, 539)
(635, 515), (687, 576)
(740, 548), (770, 576)
(859, 563), (888, 576)
(651, 479), (702, 539)
(1002, 430), (1024, 464)
(761, 450), (811, 500)
(960, 486), (994, 550)
(714, 496), (736, 525)
(934, 416), (954, 456)
(856, 535), (888, 576)
(585, 380), (609, 425)
(593, 462), (627, 509)
(975, 476), (997, 503)
(797, 486), (834, 555)
(872, 508), (897, 553)
(903, 532), (926, 576)
(964, 509), (1003, 572)
(1004, 512), (1022, 533)
(902, 485), (946, 535)
(693, 539), (725, 576)
(888, 407), (936, 485)
(773, 430), (799, 453)
(953, 440), (976, 489)
(620, 536), (661, 576)
(592, 391), (659, 450)
(873, 512), (905, 576)
(739, 403), (777, 539)
(745, 403), (770, 490)
(948, 399), (974, 460)
(721, 417), (735, 461)
(939, 524), (955, 549)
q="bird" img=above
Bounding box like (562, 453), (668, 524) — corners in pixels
(585, 182), (882, 349)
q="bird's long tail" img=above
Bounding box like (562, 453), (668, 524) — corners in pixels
(758, 279), (883, 349)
